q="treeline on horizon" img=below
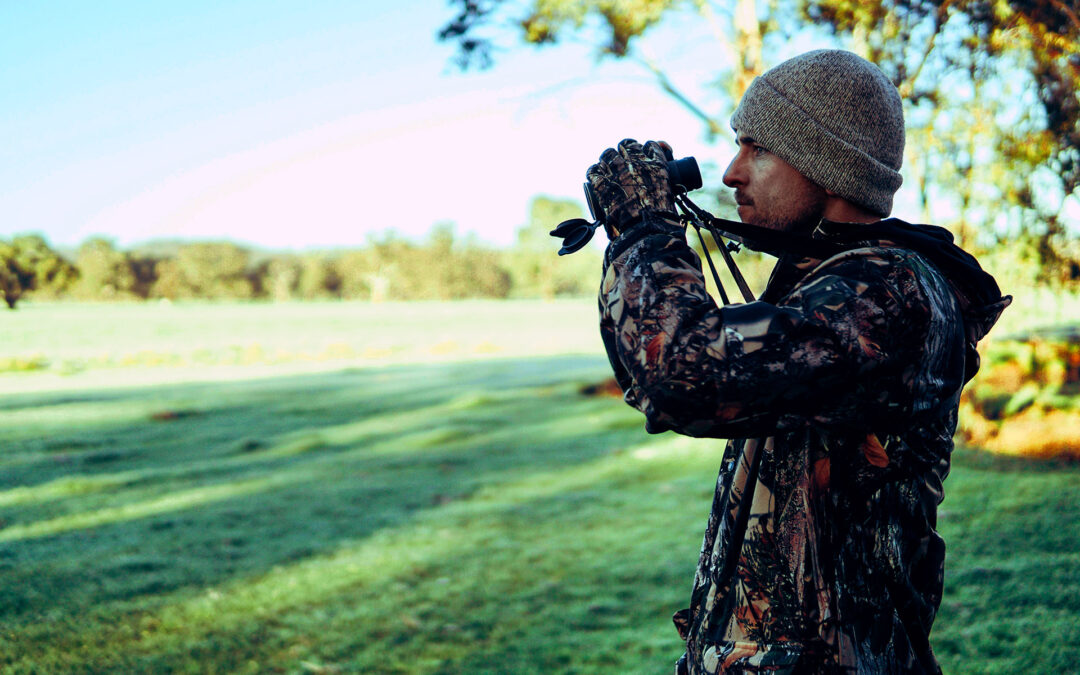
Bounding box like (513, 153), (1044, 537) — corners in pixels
(5, 195), (1079, 310)
(0, 197), (603, 309)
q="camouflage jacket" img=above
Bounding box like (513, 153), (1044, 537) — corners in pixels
(597, 215), (1008, 674)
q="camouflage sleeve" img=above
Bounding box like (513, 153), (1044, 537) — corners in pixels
(598, 215), (961, 441)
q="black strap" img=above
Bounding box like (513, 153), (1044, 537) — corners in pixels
(699, 214), (846, 260)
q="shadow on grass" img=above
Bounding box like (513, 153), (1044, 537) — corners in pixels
(3, 359), (1078, 673)
(5, 407), (717, 674)
(0, 355), (645, 629)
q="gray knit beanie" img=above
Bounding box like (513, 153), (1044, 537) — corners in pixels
(731, 49), (905, 216)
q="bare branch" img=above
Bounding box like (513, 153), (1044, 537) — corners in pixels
(899, 0), (952, 99)
(1047, 0), (1080, 34)
(634, 51), (726, 137)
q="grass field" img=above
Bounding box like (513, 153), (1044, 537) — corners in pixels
(1, 301), (1078, 673)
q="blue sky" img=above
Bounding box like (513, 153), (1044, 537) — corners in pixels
(12, 2), (1050, 251)
(3, 1), (748, 249)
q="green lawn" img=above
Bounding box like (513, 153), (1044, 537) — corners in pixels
(1, 301), (1077, 673)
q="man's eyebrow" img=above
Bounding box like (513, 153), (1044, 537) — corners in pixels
(737, 135), (758, 145)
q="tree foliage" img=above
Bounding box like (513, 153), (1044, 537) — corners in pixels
(0, 243), (27, 309)
(152, 242), (256, 300)
(806, 0), (1079, 279)
(0, 197), (651, 306)
(334, 224), (515, 302)
(511, 197), (600, 299)
(73, 237), (136, 299)
(439, 0), (1080, 284)
(0, 235), (76, 308)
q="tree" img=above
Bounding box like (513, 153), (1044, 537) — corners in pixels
(297, 253), (340, 299)
(0, 242), (26, 309)
(264, 255), (302, 302)
(423, 221), (468, 299)
(457, 233), (514, 299)
(440, 0), (768, 135)
(805, 0), (1080, 279)
(150, 242), (255, 299)
(127, 253), (160, 299)
(11, 234), (77, 298)
(330, 225), (515, 302)
(510, 197), (599, 299)
(0, 235), (76, 308)
(440, 0), (1080, 282)
(73, 237), (136, 299)
(334, 234), (415, 301)
(417, 222), (514, 300)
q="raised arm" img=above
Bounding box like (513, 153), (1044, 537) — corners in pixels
(598, 215), (965, 442)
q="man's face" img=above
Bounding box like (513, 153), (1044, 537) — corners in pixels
(722, 133), (827, 233)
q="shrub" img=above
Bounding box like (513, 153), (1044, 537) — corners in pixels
(959, 332), (1080, 459)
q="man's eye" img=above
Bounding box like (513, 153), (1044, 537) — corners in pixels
(753, 145), (769, 156)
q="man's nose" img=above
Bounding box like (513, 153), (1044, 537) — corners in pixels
(722, 154), (744, 188)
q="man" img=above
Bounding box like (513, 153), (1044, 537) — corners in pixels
(585, 50), (1010, 673)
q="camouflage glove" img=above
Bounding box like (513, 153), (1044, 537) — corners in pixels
(586, 139), (676, 239)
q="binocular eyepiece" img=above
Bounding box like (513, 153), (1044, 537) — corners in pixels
(666, 156), (704, 193)
(552, 156), (702, 255)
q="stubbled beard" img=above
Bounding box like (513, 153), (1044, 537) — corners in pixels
(740, 192), (827, 253)
(752, 190), (827, 236)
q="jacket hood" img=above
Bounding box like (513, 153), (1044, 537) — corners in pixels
(816, 219), (1011, 341)
(816, 218), (1012, 381)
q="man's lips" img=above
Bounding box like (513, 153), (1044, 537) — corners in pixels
(734, 192), (753, 206)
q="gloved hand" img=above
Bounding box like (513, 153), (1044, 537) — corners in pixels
(586, 139), (676, 239)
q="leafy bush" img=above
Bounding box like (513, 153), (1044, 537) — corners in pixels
(959, 331), (1080, 459)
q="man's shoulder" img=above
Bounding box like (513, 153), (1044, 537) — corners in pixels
(796, 243), (943, 291)
(813, 243), (952, 292)
(783, 243), (961, 335)
(809, 217), (990, 312)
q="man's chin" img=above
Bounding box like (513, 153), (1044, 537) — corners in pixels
(734, 215), (804, 254)
(738, 208), (779, 232)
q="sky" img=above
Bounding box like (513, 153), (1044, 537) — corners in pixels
(2, 1), (748, 250)
(6, 3), (1070, 251)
